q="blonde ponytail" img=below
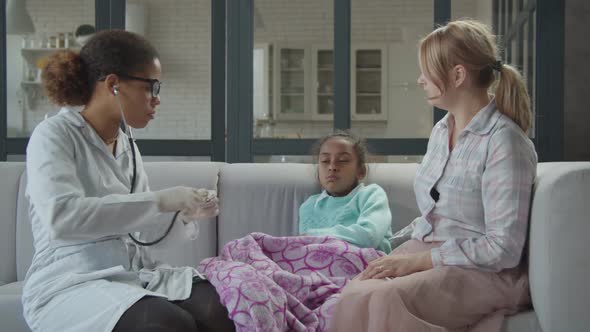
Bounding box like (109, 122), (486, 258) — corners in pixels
(419, 20), (533, 133)
(493, 64), (532, 132)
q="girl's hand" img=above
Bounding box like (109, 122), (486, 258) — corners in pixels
(359, 251), (433, 280)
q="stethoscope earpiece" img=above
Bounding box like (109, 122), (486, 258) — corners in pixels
(113, 85), (119, 96)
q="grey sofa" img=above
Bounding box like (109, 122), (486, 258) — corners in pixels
(1, 161), (588, 332)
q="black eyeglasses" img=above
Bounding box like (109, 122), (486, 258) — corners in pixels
(99, 74), (162, 98)
(119, 74), (162, 98)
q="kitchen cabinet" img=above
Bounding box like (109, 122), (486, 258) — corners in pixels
(273, 45), (311, 120)
(272, 44), (387, 122)
(351, 45), (387, 121)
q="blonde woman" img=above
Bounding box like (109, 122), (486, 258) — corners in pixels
(329, 20), (537, 332)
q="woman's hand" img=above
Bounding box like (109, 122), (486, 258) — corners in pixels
(359, 251), (433, 280)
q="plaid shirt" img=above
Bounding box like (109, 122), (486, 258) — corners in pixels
(408, 99), (537, 272)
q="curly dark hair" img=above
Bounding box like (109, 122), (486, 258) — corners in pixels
(42, 29), (159, 106)
(311, 130), (370, 169)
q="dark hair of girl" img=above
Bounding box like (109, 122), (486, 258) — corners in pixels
(312, 130), (370, 171)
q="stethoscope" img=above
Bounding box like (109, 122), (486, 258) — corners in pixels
(113, 85), (179, 246)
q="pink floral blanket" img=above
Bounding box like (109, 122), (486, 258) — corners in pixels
(198, 232), (384, 332)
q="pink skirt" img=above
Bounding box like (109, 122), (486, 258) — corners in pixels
(328, 240), (531, 332)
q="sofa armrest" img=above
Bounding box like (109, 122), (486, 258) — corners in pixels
(528, 162), (590, 332)
(0, 163), (26, 286)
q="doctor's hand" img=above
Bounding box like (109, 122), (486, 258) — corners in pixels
(154, 187), (218, 215)
(358, 251), (433, 280)
(179, 201), (219, 223)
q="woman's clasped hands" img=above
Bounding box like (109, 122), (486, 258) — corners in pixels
(359, 251), (433, 280)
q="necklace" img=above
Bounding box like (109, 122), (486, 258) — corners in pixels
(79, 110), (119, 145)
(104, 134), (118, 145)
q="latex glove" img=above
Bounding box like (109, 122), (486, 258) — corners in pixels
(178, 191), (219, 222)
(154, 186), (216, 213)
(179, 189), (219, 241)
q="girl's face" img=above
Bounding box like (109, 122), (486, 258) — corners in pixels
(318, 137), (366, 197)
(118, 58), (162, 129)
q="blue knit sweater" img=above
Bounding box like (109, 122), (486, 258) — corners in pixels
(298, 183), (393, 253)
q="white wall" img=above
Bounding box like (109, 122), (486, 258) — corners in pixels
(129, 0), (211, 140)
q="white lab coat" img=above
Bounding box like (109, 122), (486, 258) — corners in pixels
(22, 107), (200, 332)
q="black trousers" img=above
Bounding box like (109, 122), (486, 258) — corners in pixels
(113, 278), (235, 332)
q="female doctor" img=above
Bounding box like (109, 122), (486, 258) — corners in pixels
(22, 30), (235, 332)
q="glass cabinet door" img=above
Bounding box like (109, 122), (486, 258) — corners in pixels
(275, 46), (309, 120)
(351, 46), (387, 121)
(312, 47), (333, 120)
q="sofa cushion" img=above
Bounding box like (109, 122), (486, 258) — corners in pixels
(0, 282), (28, 332)
(503, 310), (542, 332)
(0, 281), (23, 296)
(365, 163), (420, 231)
(142, 162), (226, 268)
(0, 162), (25, 286)
(218, 163), (320, 248)
(0, 294), (29, 332)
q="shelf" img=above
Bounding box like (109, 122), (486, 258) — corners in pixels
(21, 81), (42, 85)
(357, 93), (381, 96)
(21, 47), (77, 52)
(21, 82), (44, 96)
(281, 68), (304, 71)
(21, 47), (79, 66)
(281, 93), (305, 96)
(356, 68), (381, 72)
(21, 47), (79, 58)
